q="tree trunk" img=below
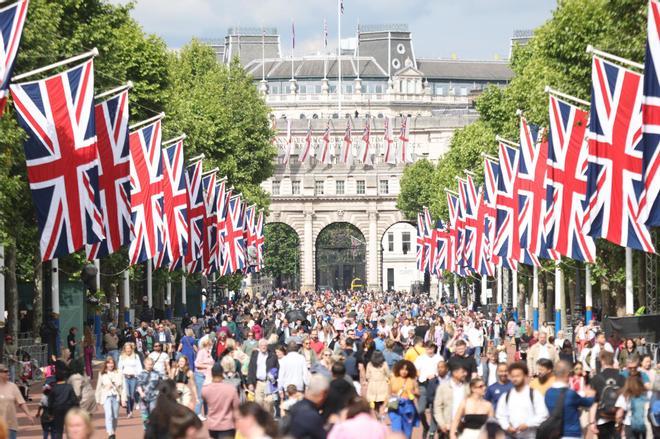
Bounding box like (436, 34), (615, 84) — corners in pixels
(568, 269), (576, 328)
(32, 246), (43, 336)
(547, 270), (555, 325)
(637, 251), (646, 310)
(6, 244), (18, 340)
(539, 270), (547, 325)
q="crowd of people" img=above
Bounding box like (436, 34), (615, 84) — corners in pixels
(1, 288), (660, 439)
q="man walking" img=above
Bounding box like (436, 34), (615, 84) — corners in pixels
(495, 362), (548, 438)
(526, 332), (558, 376)
(278, 341), (310, 395)
(589, 350), (624, 438)
(247, 339), (279, 415)
(433, 363), (469, 438)
(545, 360), (594, 439)
(485, 363), (513, 408)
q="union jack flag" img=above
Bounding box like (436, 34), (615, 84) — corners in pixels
(341, 119), (353, 165)
(546, 94), (596, 262)
(421, 207), (434, 273)
(184, 159), (204, 273)
(221, 194), (246, 275)
(447, 191), (467, 276)
(360, 118), (372, 165)
(493, 140), (523, 265)
(517, 117), (555, 264)
(156, 138), (188, 270)
(201, 172), (219, 275)
(86, 90), (131, 260)
(128, 119), (164, 265)
(215, 180), (229, 271)
(243, 204), (256, 270)
(416, 212), (427, 271)
(483, 157), (517, 270)
(254, 209), (265, 270)
(398, 116), (412, 163)
(0, 0), (28, 116)
(299, 121), (312, 163)
(319, 123), (332, 164)
(431, 220), (452, 275)
(10, 59), (103, 261)
(384, 116), (396, 164)
(641, 0), (660, 226)
(458, 176), (479, 270)
(584, 56), (655, 252)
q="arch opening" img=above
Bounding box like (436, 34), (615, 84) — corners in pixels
(315, 222), (366, 292)
(380, 221), (423, 293)
(263, 222), (300, 289)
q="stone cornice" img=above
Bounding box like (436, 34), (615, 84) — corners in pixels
(270, 195), (398, 203)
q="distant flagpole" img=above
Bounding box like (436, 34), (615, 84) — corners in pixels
(291, 20), (295, 80)
(323, 18), (328, 80)
(338, 0), (342, 115)
(356, 18), (360, 80)
(261, 26), (265, 81)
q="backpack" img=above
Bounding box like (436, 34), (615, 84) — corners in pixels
(505, 387), (535, 414)
(631, 395), (648, 433)
(649, 392), (660, 427)
(597, 378), (621, 420)
(536, 388), (567, 439)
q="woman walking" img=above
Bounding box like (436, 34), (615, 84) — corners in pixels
(82, 326), (94, 378)
(194, 337), (215, 418)
(170, 356), (198, 410)
(449, 377), (493, 439)
(95, 357), (124, 439)
(366, 350), (390, 417)
(387, 359), (419, 439)
(118, 343), (142, 418)
(178, 328), (197, 372)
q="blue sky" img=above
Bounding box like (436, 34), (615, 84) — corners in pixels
(113, 0), (556, 60)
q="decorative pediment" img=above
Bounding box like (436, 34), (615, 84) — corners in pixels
(393, 65), (424, 78)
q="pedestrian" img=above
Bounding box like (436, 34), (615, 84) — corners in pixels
(147, 341), (171, 378)
(170, 355), (198, 410)
(615, 366), (648, 439)
(449, 377), (493, 439)
(588, 350), (625, 438)
(236, 401), (279, 439)
(63, 407), (93, 439)
(287, 374), (329, 439)
(529, 358), (555, 396)
(526, 332), (558, 376)
(433, 363), (469, 438)
(145, 380), (203, 439)
(495, 361), (548, 439)
(365, 350), (390, 416)
(414, 341), (442, 437)
(47, 361), (79, 439)
(0, 362), (35, 439)
(278, 341), (310, 395)
(194, 337), (215, 419)
(95, 356), (124, 439)
(3, 336), (18, 383)
(327, 398), (389, 439)
(136, 357), (161, 429)
(177, 327), (197, 371)
(104, 326), (120, 364)
(485, 362), (513, 409)
(447, 339), (477, 379)
(82, 325), (94, 378)
(202, 362), (241, 439)
(543, 360), (594, 439)
(67, 327), (78, 358)
(118, 342), (142, 418)
(388, 359), (420, 439)
(247, 338), (279, 415)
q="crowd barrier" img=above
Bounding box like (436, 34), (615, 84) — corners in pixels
(17, 343), (48, 368)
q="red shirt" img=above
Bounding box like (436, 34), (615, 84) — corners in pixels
(310, 339), (325, 355)
(216, 340), (227, 358)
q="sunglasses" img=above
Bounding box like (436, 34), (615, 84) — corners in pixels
(0, 369), (8, 373)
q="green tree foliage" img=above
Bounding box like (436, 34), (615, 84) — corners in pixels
(263, 223), (300, 287)
(166, 41), (276, 208)
(396, 159), (437, 220)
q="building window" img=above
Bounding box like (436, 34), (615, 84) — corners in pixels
(336, 180), (345, 195)
(356, 180), (365, 194)
(292, 180), (301, 195)
(402, 232), (411, 255)
(315, 180), (324, 195)
(379, 179), (389, 194)
(388, 232), (394, 252)
(272, 181), (280, 196)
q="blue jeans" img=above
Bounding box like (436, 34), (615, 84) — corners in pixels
(107, 349), (119, 365)
(194, 372), (206, 415)
(9, 429), (16, 439)
(41, 422), (54, 439)
(474, 346), (482, 367)
(103, 395), (119, 434)
(124, 376), (137, 413)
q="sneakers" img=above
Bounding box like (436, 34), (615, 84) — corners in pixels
(127, 412), (133, 419)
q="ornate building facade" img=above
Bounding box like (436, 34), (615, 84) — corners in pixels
(211, 25), (514, 292)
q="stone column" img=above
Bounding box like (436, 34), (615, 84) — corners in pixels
(367, 211), (379, 291)
(301, 212), (315, 292)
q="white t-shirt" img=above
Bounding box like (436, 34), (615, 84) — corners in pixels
(615, 394), (632, 426)
(148, 351), (169, 377)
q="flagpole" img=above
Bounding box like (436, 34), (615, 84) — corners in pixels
(262, 26), (265, 82)
(129, 113), (165, 132)
(585, 264), (593, 323)
(337, 0), (342, 116)
(94, 81), (133, 100)
(13, 48), (99, 82)
(512, 269), (518, 322)
(496, 266), (502, 313)
(323, 19), (327, 80)
(291, 20), (295, 81)
(356, 18), (360, 80)
(625, 248), (634, 314)
(555, 260), (563, 331)
(586, 45), (644, 70)
(162, 134), (187, 146)
(533, 264), (539, 330)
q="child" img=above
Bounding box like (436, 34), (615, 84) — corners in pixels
(19, 352), (33, 401)
(280, 384), (303, 415)
(36, 383), (55, 438)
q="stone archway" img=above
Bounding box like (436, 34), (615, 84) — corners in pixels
(263, 222), (300, 289)
(315, 222), (366, 291)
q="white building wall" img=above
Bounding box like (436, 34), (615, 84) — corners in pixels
(381, 222), (422, 292)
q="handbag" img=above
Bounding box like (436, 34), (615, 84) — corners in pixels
(388, 380), (406, 411)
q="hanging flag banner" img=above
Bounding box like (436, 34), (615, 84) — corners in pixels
(184, 159), (205, 274)
(0, 0), (29, 116)
(10, 57), (103, 261)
